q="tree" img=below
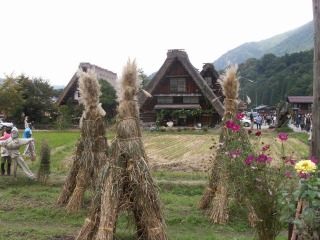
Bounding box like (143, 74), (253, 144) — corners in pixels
(138, 68), (150, 88)
(18, 76), (55, 124)
(54, 105), (72, 130)
(99, 79), (117, 120)
(0, 75), (24, 119)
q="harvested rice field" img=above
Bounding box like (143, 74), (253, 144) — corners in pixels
(0, 129), (309, 240)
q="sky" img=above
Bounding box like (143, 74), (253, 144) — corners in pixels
(0, 0), (314, 86)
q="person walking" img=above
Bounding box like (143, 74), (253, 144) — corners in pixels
(0, 127), (36, 180)
(305, 114), (311, 132)
(256, 114), (262, 129)
(0, 127), (12, 176)
(249, 112), (254, 130)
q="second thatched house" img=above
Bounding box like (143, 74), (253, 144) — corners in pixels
(138, 49), (225, 127)
(55, 62), (117, 106)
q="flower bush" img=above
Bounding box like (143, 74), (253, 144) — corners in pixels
(280, 157), (319, 239)
(240, 130), (298, 240)
(222, 118), (320, 239)
(222, 117), (306, 240)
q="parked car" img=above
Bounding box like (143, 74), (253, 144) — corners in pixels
(0, 118), (14, 130)
(240, 117), (251, 127)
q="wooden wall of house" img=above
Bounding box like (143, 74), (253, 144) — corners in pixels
(152, 61), (201, 95)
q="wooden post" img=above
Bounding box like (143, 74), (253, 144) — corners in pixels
(290, 200), (304, 240)
(288, 3), (320, 240)
(312, 0), (320, 162)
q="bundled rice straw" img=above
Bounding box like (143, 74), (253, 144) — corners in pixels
(199, 65), (253, 224)
(37, 139), (51, 184)
(76, 59), (167, 240)
(57, 68), (108, 212)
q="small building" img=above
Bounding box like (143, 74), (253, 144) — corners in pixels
(55, 62), (117, 106)
(252, 105), (277, 115)
(287, 96), (313, 115)
(138, 49), (225, 127)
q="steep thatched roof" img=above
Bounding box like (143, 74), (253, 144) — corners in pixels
(55, 63), (117, 106)
(138, 49), (225, 116)
(200, 63), (220, 80)
(55, 73), (78, 106)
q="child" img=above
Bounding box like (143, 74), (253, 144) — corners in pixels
(0, 127), (12, 176)
(0, 127), (36, 180)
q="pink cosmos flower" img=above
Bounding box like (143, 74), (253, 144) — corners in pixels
(278, 132), (288, 141)
(285, 158), (295, 165)
(236, 113), (245, 119)
(245, 155), (255, 165)
(256, 154), (268, 163)
(268, 189), (273, 196)
(256, 185), (263, 190)
(299, 171), (310, 179)
(311, 156), (318, 164)
(266, 156), (273, 163)
(225, 121), (240, 131)
(255, 178), (262, 182)
(231, 123), (240, 131)
(226, 121), (233, 129)
(261, 145), (270, 152)
(255, 131), (261, 136)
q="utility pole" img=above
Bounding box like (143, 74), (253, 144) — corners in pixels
(312, 0), (320, 161)
(240, 77), (257, 108)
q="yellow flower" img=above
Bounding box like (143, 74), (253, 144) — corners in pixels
(295, 160), (317, 173)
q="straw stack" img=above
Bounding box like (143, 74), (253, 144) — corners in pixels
(76, 60), (167, 240)
(57, 68), (108, 212)
(199, 65), (253, 224)
(37, 139), (51, 184)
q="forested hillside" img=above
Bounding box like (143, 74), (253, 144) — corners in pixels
(214, 21), (314, 70)
(237, 49), (313, 107)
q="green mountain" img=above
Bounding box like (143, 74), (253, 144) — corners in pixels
(238, 49), (313, 107)
(214, 21), (314, 70)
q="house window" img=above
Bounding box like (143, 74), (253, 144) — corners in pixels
(293, 103), (299, 108)
(74, 90), (80, 100)
(170, 78), (186, 92)
(158, 96), (173, 104)
(183, 96), (199, 103)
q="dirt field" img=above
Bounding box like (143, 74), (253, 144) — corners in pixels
(141, 130), (309, 173)
(143, 133), (217, 172)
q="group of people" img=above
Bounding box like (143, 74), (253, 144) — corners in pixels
(0, 119), (37, 180)
(249, 112), (277, 130)
(294, 113), (312, 132)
